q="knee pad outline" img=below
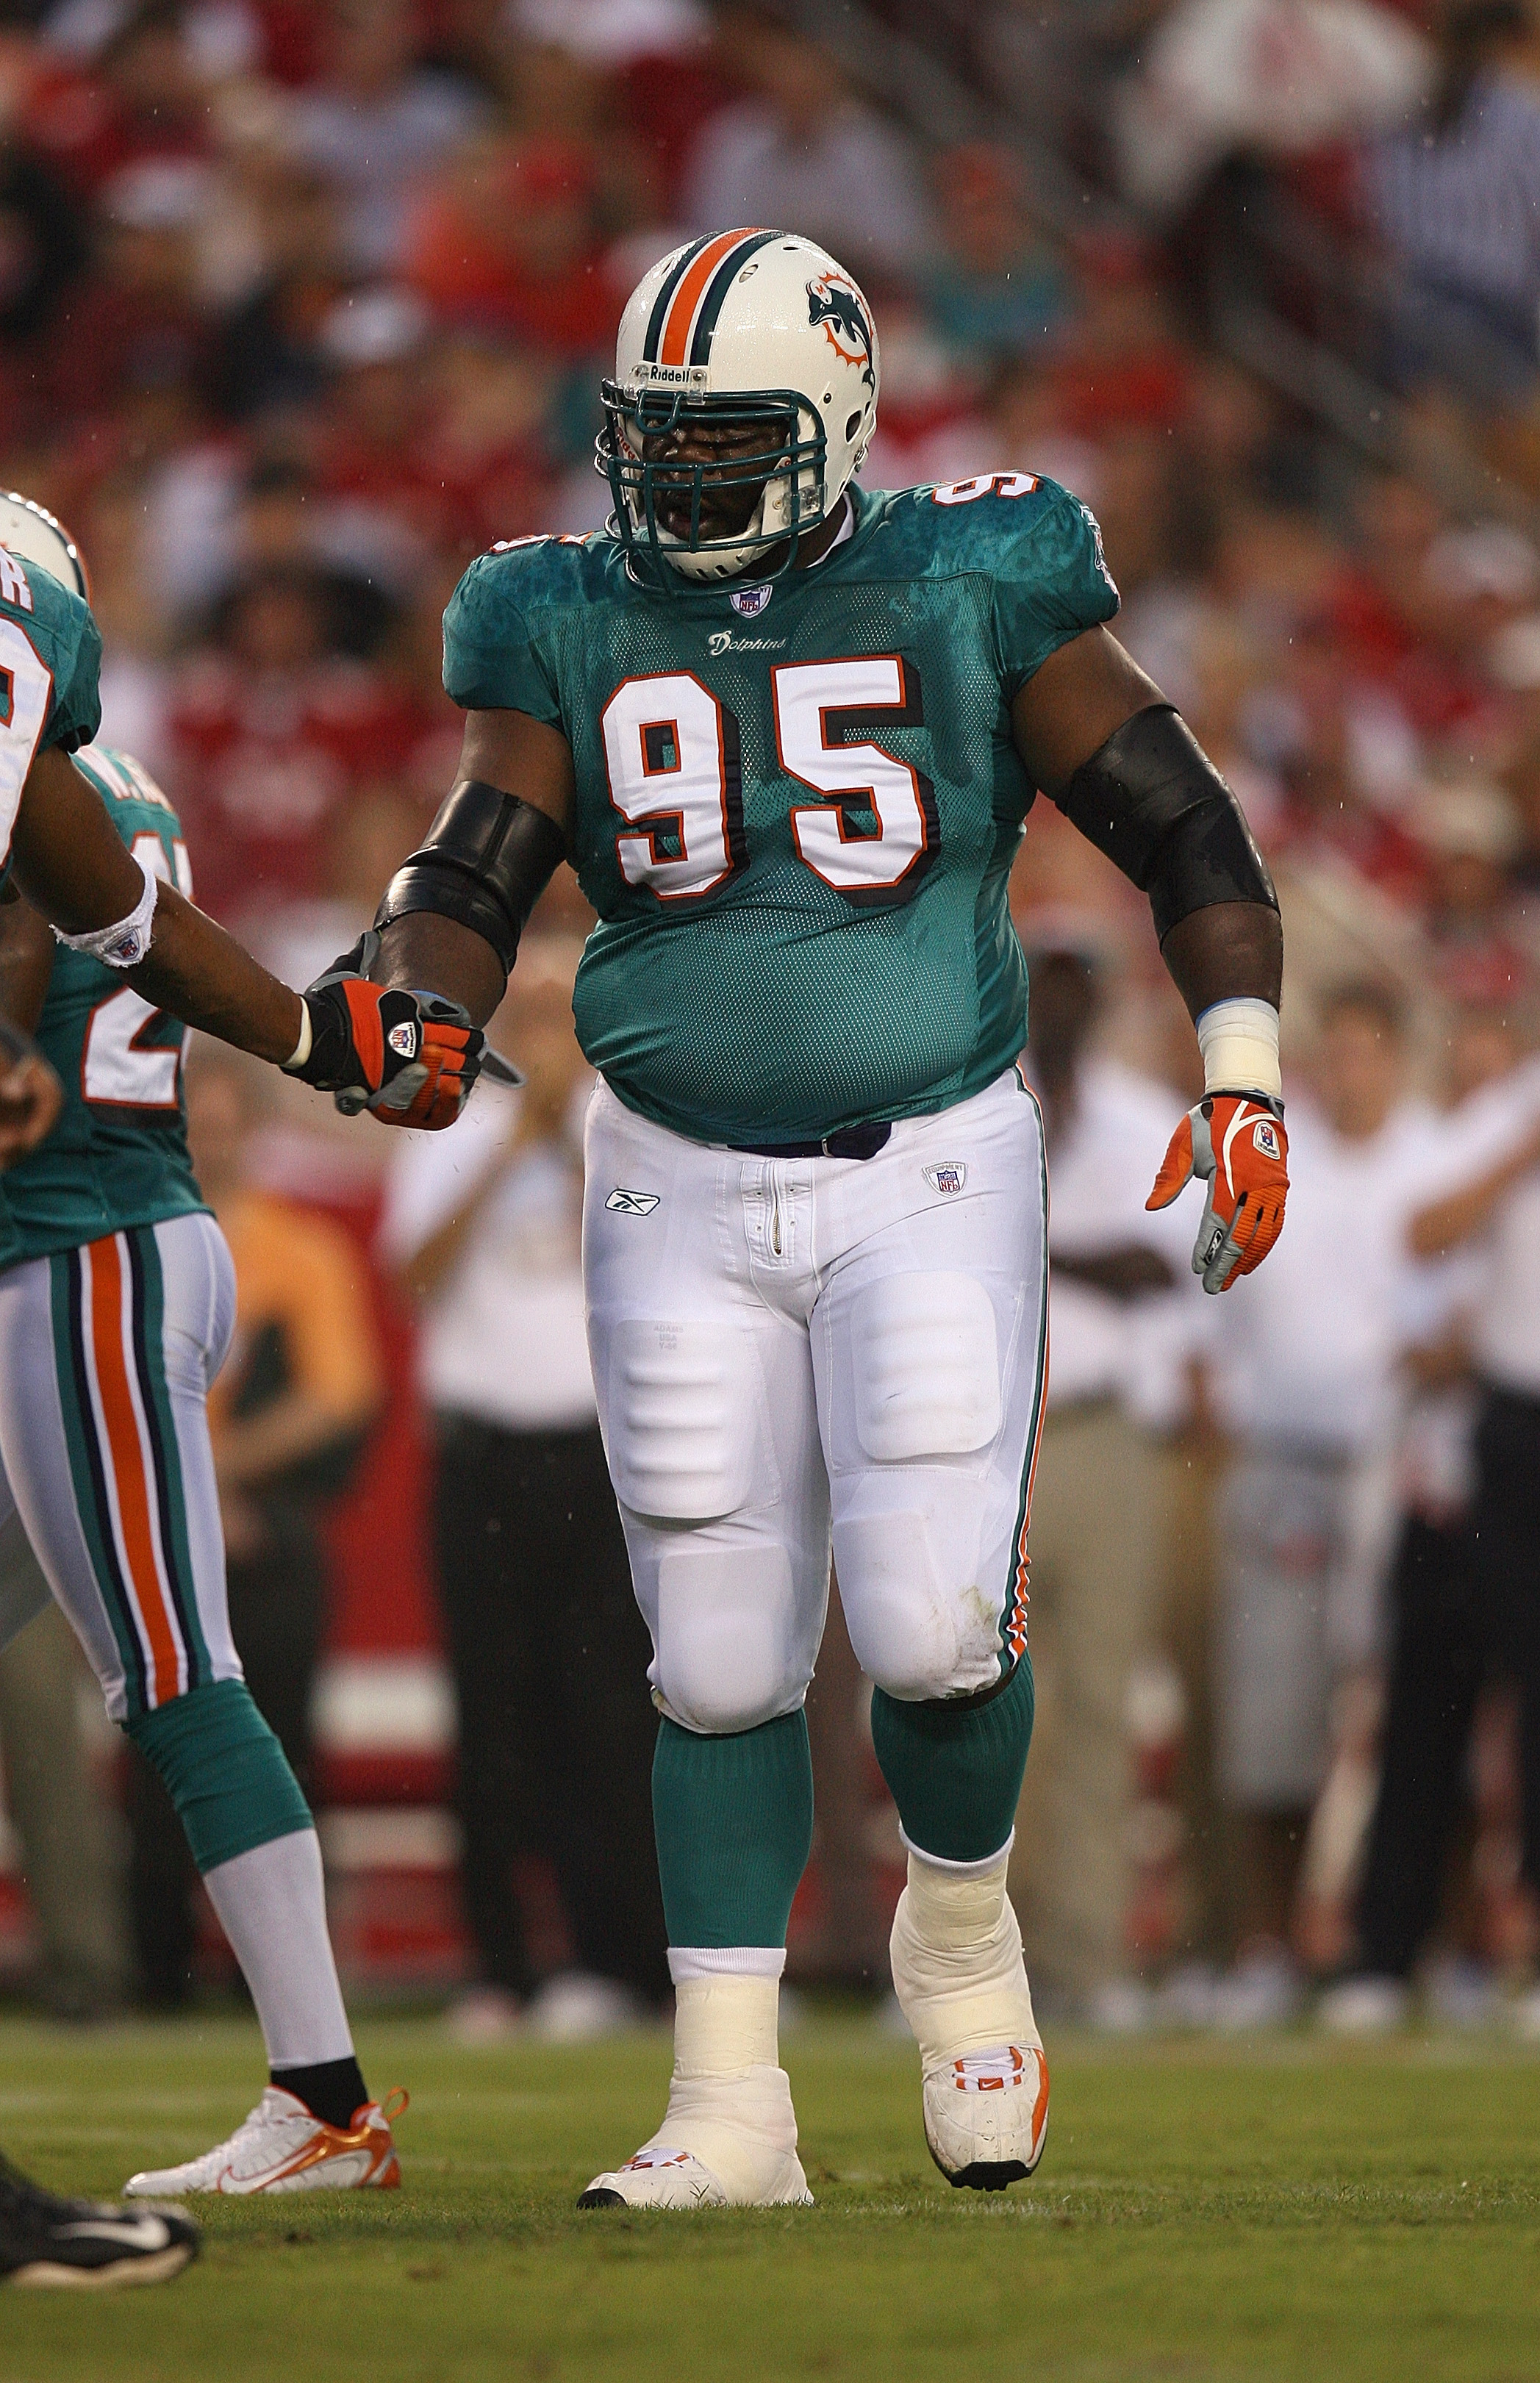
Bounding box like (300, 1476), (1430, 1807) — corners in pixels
(654, 1541), (808, 1733)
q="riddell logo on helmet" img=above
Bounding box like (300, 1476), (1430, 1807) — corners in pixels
(631, 362), (709, 389)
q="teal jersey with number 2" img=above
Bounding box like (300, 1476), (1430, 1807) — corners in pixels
(443, 475), (1118, 1144)
(0, 746), (207, 1269)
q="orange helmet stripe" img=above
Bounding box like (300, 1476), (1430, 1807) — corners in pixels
(657, 228), (767, 367)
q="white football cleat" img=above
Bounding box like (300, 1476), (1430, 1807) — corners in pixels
(124, 2087), (405, 2197)
(579, 1973), (812, 2210)
(919, 2041), (1050, 2190)
(889, 1844), (1049, 2190)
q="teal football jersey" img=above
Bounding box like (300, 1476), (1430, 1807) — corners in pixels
(443, 476), (1118, 1143)
(0, 747), (206, 1268)
(0, 548), (103, 871)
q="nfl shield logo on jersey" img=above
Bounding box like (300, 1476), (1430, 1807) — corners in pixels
(925, 1164), (966, 1197)
(730, 584), (772, 618)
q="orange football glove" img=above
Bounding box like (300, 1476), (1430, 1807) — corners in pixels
(1147, 1094), (1289, 1294)
(289, 935), (485, 1130)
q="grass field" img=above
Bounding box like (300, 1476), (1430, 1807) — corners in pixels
(2, 2013), (1539, 2383)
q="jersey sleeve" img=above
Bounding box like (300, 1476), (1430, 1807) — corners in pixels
(988, 484), (1120, 696)
(35, 578), (102, 754)
(442, 548), (565, 728)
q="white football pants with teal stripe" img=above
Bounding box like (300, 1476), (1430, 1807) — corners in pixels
(0, 1210), (240, 1717)
(583, 1063), (1049, 1732)
(0, 1207), (357, 2082)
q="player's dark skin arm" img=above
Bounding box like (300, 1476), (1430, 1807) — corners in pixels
(1009, 626), (1284, 1018)
(0, 894), (55, 1036)
(0, 894), (61, 1164)
(369, 708), (575, 1019)
(370, 623), (1283, 1025)
(10, 746), (306, 1063)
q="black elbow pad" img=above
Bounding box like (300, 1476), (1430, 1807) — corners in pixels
(374, 781), (568, 976)
(1053, 704), (1278, 942)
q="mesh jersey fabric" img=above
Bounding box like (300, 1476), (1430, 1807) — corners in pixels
(0, 747), (207, 1269)
(442, 477), (1118, 1144)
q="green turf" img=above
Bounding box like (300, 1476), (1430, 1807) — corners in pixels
(1, 2014), (1538, 2382)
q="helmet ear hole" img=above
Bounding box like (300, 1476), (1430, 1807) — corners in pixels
(845, 411), (862, 440)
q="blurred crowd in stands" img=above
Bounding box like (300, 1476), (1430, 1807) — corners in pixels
(2, 0), (1540, 2039)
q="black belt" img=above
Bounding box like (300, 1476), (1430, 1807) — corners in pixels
(730, 1122), (892, 1161)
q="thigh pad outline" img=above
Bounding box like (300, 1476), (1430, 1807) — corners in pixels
(850, 1272), (1002, 1464)
(606, 1319), (766, 1522)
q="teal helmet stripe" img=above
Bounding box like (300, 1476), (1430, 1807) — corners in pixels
(688, 229), (784, 365)
(643, 237), (712, 363)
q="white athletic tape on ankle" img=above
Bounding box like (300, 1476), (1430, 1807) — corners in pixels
(900, 1828), (1014, 1879)
(668, 1946), (787, 1982)
(53, 856), (158, 969)
(890, 1849), (1039, 2069)
(673, 1974), (780, 2075)
(1195, 997), (1282, 1100)
(904, 1846), (1010, 1949)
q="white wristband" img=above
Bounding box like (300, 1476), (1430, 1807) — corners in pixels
(1196, 997), (1282, 1101)
(52, 855), (159, 969)
(283, 999), (313, 1072)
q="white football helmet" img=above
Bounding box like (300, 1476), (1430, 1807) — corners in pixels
(0, 491), (88, 598)
(600, 229), (880, 587)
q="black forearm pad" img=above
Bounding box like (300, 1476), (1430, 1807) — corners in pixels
(1053, 705), (1278, 942)
(373, 781), (567, 976)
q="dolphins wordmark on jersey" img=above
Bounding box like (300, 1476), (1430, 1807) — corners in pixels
(443, 476), (1118, 1144)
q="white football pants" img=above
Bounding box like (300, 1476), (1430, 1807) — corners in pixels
(0, 1211), (243, 1721)
(583, 1066), (1048, 1732)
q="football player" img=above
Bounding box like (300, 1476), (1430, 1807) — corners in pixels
(0, 494), (479, 2193)
(320, 232), (1290, 2205)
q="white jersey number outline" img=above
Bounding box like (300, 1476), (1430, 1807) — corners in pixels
(82, 834), (193, 1109)
(601, 658), (936, 908)
(775, 655), (938, 904)
(0, 615), (55, 867)
(602, 671), (746, 901)
(930, 472), (1039, 505)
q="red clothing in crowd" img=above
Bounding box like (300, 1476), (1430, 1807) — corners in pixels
(168, 653), (437, 920)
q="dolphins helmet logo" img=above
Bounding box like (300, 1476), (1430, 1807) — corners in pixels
(806, 270), (875, 389)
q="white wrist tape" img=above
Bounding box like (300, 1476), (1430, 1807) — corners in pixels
(1196, 996), (1282, 1101)
(284, 1000), (313, 1072)
(52, 856), (159, 969)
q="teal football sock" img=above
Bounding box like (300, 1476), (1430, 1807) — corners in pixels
(652, 1709), (814, 1947)
(870, 1654), (1034, 1866)
(125, 1676), (312, 1874)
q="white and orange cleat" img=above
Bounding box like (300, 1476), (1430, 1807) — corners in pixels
(919, 2042), (1050, 2190)
(123, 2088), (406, 2198)
(889, 1843), (1050, 2191)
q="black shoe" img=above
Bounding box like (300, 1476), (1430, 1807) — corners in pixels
(0, 2154), (198, 2288)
